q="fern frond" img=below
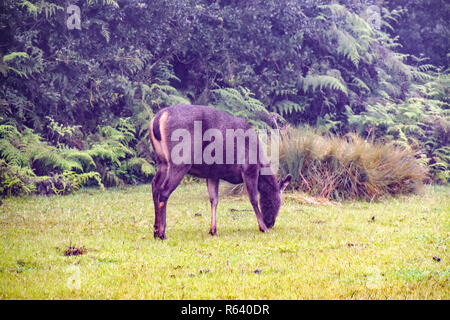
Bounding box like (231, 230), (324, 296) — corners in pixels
(20, 0), (63, 19)
(3, 52), (28, 63)
(350, 77), (371, 93)
(86, 0), (119, 8)
(91, 19), (111, 43)
(318, 4), (347, 18)
(274, 100), (304, 115)
(0, 139), (28, 167)
(127, 157), (155, 177)
(417, 64), (436, 72)
(59, 148), (96, 172)
(210, 87), (271, 128)
(303, 75), (348, 95)
(334, 27), (361, 67)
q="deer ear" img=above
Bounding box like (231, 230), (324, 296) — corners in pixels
(279, 174), (292, 192)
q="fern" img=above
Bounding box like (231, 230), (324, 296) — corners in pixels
(210, 86), (272, 128)
(417, 64), (437, 72)
(318, 4), (347, 18)
(3, 52), (28, 63)
(0, 139), (28, 167)
(86, 0), (119, 8)
(153, 61), (181, 84)
(59, 148), (96, 172)
(88, 143), (131, 166)
(319, 4), (376, 67)
(333, 26), (361, 67)
(29, 145), (84, 172)
(0, 160), (36, 197)
(348, 72), (450, 184)
(1, 52), (30, 78)
(119, 157), (155, 183)
(101, 25), (110, 43)
(303, 75), (348, 95)
(88, 120), (137, 174)
(273, 100), (304, 116)
(20, 1), (63, 19)
(45, 116), (81, 146)
(147, 83), (190, 109)
(91, 19), (111, 43)
(60, 170), (104, 192)
(350, 77), (371, 93)
(0, 125), (31, 167)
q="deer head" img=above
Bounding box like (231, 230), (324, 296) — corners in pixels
(258, 174), (292, 228)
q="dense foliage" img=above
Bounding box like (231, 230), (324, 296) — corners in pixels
(385, 0), (449, 68)
(0, 0), (448, 197)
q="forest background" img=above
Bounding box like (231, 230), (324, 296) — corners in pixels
(0, 0), (448, 199)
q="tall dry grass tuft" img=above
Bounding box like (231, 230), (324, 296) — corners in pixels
(279, 127), (428, 201)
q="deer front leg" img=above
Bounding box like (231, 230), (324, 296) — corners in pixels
(242, 172), (268, 233)
(155, 200), (168, 240)
(206, 178), (219, 236)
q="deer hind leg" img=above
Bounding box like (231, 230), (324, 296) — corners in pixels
(242, 171), (268, 233)
(154, 164), (191, 240)
(206, 178), (219, 236)
(152, 164), (168, 238)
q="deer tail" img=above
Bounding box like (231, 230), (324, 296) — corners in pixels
(150, 111), (170, 164)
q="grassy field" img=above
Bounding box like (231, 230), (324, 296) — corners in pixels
(0, 182), (448, 299)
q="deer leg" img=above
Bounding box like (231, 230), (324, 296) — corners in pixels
(242, 171), (268, 233)
(152, 164), (167, 238)
(206, 178), (219, 236)
(155, 164), (191, 240)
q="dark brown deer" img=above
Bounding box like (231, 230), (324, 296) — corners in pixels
(149, 104), (291, 239)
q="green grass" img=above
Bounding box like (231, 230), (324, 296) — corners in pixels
(0, 183), (449, 299)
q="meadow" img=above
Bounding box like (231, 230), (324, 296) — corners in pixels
(0, 182), (448, 299)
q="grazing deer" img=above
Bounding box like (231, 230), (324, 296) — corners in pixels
(149, 104), (291, 239)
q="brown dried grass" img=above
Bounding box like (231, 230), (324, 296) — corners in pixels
(279, 127), (428, 201)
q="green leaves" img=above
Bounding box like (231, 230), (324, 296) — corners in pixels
(86, 0), (119, 8)
(303, 75), (348, 95)
(20, 0), (63, 19)
(347, 71), (450, 184)
(0, 0), (448, 190)
(1, 52), (30, 78)
(319, 4), (376, 68)
(91, 19), (111, 43)
(333, 27), (361, 68)
(273, 100), (304, 116)
(45, 117), (82, 146)
(3, 52), (28, 63)
(0, 119), (156, 195)
(210, 86), (274, 128)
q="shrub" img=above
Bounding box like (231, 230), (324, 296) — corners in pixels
(278, 127), (428, 200)
(347, 71), (450, 184)
(34, 171), (104, 195)
(0, 123), (130, 196)
(0, 160), (36, 197)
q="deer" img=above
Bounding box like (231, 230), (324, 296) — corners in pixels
(149, 104), (291, 239)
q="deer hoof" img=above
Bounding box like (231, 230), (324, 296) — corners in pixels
(209, 229), (217, 236)
(153, 231), (166, 240)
